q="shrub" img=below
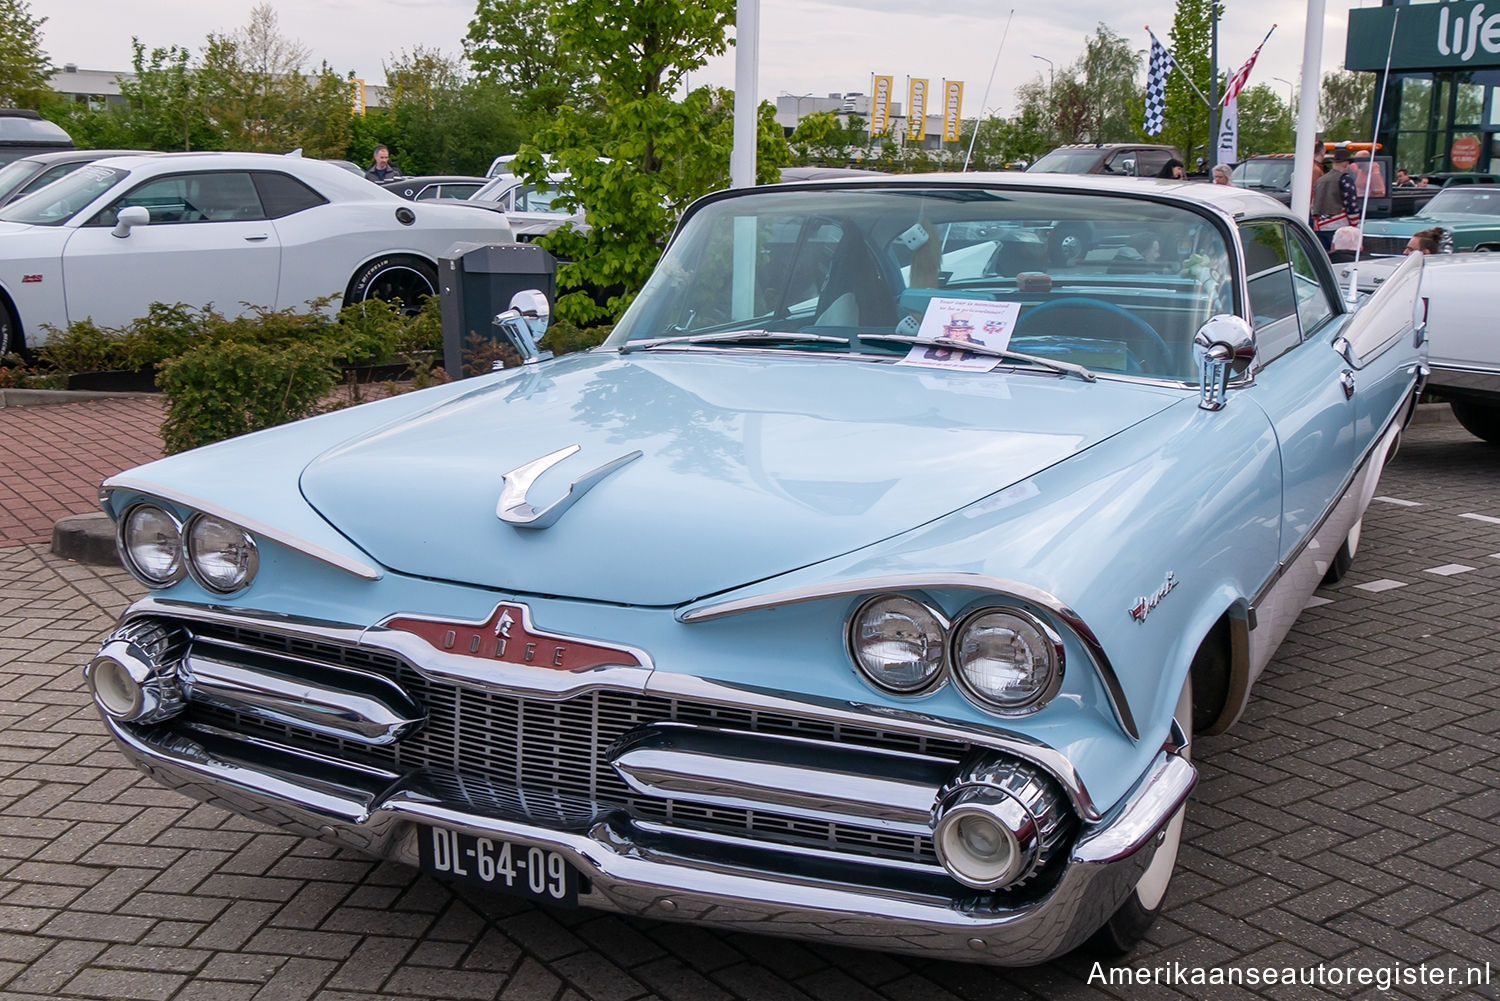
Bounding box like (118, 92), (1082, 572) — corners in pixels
(157, 339), (340, 455)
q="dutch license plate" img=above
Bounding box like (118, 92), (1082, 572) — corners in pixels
(418, 826), (581, 906)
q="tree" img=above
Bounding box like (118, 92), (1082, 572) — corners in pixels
(0, 0), (51, 109)
(516, 0), (789, 325)
(1163, 0), (1215, 168)
(100, 41), (216, 151)
(465, 0), (592, 121)
(1076, 23), (1143, 144)
(378, 47), (524, 175)
(1234, 82), (1291, 155)
(1321, 69), (1374, 141)
(198, 5), (314, 152)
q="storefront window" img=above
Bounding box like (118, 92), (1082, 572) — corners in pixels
(1399, 77), (1433, 132)
(1456, 80), (1484, 125)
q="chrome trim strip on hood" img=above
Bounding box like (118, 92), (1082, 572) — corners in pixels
(677, 572), (1139, 743)
(102, 476), (384, 581)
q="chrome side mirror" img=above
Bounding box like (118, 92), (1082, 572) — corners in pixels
(1192, 314), (1256, 411)
(111, 205), (150, 239)
(492, 288), (553, 366)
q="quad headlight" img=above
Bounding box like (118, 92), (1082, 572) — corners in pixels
(118, 503), (184, 586)
(185, 514), (258, 593)
(951, 608), (1062, 712)
(848, 595), (947, 693)
(848, 594), (1064, 714)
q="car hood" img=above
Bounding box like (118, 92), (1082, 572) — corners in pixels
(1363, 212), (1489, 236)
(300, 352), (1182, 604)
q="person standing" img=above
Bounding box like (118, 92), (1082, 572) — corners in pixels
(1311, 148), (1357, 248)
(365, 144), (403, 183)
(1211, 164), (1232, 185)
(1350, 150), (1386, 197)
(1311, 140), (1326, 185)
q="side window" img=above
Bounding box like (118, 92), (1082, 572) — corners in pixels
(414, 185), (439, 200)
(1240, 221), (1301, 364)
(92, 172), (263, 226)
(251, 172), (328, 218)
(1287, 229), (1337, 335)
(1137, 151), (1168, 177)
(21, 162), (78, 194)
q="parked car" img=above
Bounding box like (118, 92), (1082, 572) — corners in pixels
(1027, 143), (1182, 178)
(84, 173), (1425, 966)
(0, 148), (143, 209)
(1360, 185), (1500, 255)
(380, 175), (487, 202)
(1344, 253), (1500, 443)
(0, 109), (74, 165)
(446, 171), (585, 241)
(0, 151), (513, 355)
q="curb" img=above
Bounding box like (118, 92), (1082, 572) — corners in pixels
(0, 388), (160, 408)
(51, 513), (119, 567)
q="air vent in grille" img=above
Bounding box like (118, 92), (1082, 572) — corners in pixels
(180, 621), (974, 866)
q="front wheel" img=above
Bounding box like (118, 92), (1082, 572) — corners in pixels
(1086, 678), (1192, 955)
(1450, 399), (1500, 445)
(345, 255), (438, 314)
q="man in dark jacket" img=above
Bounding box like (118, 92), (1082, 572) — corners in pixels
(1311, 148), (1357, 249)
(364, 145), (403, 183)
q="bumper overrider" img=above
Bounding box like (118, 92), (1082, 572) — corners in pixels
(85, 603), (1195, 966)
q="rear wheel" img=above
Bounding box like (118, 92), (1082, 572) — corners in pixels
(1450, 399), (1500, 445)
(1086, 677), (1191, 955)
(345, 255), (438, 314)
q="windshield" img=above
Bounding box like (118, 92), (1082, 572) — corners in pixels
(1232, 159), (1293, 192)
(608, 185), (1235, 382)
(0, 158), (37, 202)
(1027, 150), (1105, 173)
(1420, 187), (1500, 216)
(0, 164), (123, 225)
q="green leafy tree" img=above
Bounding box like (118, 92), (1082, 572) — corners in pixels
(0, 0), (51, 109)
(789, 110), (874, 166)
(516, 0), (790, 325)
(465, 0), (593, 122)
(198, 4), (315, 151)
(115, 42), (215, 150)
(1234, 82), (1291, 155)
(1076, 23), (1143, 143)
(1163, 0), (1215, 167)
(377, 47), (523, 175)
(1321, 69), (1375, 141)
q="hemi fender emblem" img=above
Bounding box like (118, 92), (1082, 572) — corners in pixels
(21, 274), (41, 283)
(384, 602), (647, 671)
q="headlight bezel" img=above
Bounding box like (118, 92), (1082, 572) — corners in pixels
(183, 513), (260, 594)
(845, 592), (951, 696)
(116, 502), (186, 588)
(948, 603), (1065, 715)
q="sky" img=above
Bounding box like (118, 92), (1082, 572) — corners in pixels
(43, 0), (1376, 119)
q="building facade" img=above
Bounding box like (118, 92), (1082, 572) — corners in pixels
(1347, 0), (1500, 174)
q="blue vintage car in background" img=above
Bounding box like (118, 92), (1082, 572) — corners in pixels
(85, 173), (1426, 965)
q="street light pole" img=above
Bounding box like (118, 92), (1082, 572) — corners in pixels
(1032, 54), (1054, 97)
(1273, 76), (1296, 133)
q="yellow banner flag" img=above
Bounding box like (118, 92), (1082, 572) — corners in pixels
(870, 76), (894, 135)
(941, 81), (963, 141)
(907, 79), (929, 141)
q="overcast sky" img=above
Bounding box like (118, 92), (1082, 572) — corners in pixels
(45, 0), (1375, 118)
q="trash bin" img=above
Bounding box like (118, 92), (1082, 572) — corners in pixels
(439, 242), (556, 379)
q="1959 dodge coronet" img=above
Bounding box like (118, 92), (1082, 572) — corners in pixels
(85, 174), (1427, 964)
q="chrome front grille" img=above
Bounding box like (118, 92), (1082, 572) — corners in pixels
(179, 621), (971, 866)
(1362, 236), (1408, 257)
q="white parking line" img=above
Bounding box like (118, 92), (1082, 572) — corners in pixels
(1424, 564), (1476, 576)
(1461, 513), (1500, 525)
(1374, 496), (1422, 507)
(1305, 595), (1334, 607)
(1355, 579), (1408, 592)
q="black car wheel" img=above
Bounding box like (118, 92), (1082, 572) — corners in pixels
(0, 300), (18, 358)
(345, 255), (438, 314)
(1451, 399), (1500, 445)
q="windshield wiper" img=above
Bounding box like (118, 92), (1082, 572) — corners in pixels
(619, 329), (851, 353)
(856, 334), (1096, 382)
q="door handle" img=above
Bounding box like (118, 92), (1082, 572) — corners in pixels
(244, 234), (270, 242)
(1340, 370), (1355, 399)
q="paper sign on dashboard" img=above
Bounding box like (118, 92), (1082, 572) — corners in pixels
(898, 298), (1021, 372)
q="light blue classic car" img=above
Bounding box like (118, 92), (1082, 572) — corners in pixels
(86, 174), (1427, 965)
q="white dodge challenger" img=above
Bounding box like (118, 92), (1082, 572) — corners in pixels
(0, 151), (515, 355)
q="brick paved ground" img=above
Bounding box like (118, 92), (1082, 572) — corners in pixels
(0, 398), (165, 546)
(1, 412), (1498, 1000)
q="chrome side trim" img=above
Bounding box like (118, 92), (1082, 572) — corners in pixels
(100, 714), (1195, 965)
(679, 572), (1138, 743)
(102, 477), (383, 581)
(179, 650), (425, 746)
(1426, 364), (1500, 394)
(606, 723), (949, 833)
(117, 597), (1105, 820)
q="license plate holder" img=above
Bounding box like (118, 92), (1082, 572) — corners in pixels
(418, 825), (582, 906)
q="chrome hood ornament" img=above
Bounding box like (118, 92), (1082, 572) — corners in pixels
(497, 444), (642, 529)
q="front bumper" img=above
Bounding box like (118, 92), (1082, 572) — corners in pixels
(100, 710), (1193, 965)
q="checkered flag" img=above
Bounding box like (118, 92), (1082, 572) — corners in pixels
(1144, 34), (1171, 135)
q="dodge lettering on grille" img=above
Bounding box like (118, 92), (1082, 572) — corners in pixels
(384, 602), (645, 671)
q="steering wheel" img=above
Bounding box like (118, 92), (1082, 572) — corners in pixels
(1010, 297), (1172, 375)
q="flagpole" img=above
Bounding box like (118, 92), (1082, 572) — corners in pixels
(1347, 6), (1400, 302)
(964, 8), (1014, 171)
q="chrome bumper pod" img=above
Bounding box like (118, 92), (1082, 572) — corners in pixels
(99, 710), (1194, 965)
